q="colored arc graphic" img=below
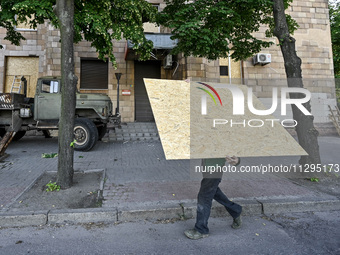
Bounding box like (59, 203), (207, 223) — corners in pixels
(197, 82), (223, 106)
(196, 87), (217, 105)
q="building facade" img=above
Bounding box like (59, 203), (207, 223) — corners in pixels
(0, 0), (336, 126)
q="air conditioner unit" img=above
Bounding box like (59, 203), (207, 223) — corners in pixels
(163, 55), (173, 69)
(253, 53), (271, 66)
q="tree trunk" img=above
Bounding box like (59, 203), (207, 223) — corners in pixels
(55, 0), (77, 188)
(273, 0), (321, 165)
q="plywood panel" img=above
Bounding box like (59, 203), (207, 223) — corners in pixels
(230, 59), (241, 79)
(5, 56), (39, 98)
(219, 55), (241, 79)
(144, 79), (190, 159)
(144, 79), (307, 160)
(190, 82), (306, 159)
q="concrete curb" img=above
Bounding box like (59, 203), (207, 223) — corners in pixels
(259, 199), (340, 214)
(118, 207), (183, 222)
(48, 208), (116, 225)
(1, 197), (339, 228)
(0, 210), (48, 228)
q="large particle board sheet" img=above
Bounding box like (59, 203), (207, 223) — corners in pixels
(144, 79), (307, 160)
(144, 79), (190, 159)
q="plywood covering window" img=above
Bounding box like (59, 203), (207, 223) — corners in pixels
(15, 15), (37, 31)
(80, 59), (108, 90)
(219, 56), (241, 80)
(4, 56), (39, 98)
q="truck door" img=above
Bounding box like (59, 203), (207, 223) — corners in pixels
(34, 79), (61, 120)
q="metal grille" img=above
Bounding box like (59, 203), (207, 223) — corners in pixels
(0, 94), (14, 109)
(0, 93), (25, 109)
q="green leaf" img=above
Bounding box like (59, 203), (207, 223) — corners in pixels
(46, 181), (61, 192)
(42, 153), (58, 158)
(70, 139), (76, 148)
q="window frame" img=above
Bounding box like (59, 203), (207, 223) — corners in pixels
(14, 15), (37, 32)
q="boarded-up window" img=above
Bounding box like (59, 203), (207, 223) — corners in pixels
(4, 56), (39, 97)
(80, 59), (108, 90)
(219, 56), (242, 82)
(15, 15), (37, 31)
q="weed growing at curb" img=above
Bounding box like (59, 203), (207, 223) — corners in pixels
(46, 181), (61, 192)
(42, 153), (58, 158)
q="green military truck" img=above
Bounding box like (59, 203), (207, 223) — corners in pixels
(0, 76), (120, 154)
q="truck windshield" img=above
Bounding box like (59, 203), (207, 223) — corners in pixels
(41, 80), (59, 93)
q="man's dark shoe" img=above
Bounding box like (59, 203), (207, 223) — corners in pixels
(231, 215), (242, 229)
(184, 229), (209, 240)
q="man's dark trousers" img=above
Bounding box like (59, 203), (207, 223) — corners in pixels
(195, 158), (242, 234)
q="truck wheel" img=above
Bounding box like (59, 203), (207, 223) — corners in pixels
(97, 124), (107, 141)
(74, 118), (98, 151)
(12, 131), (26, 141)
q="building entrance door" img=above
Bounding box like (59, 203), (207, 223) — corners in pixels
(134, 60), (161, 122)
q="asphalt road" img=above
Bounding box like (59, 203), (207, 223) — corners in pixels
(0, 211), (339, 255)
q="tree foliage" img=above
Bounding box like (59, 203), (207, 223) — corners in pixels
(157, 0), (298, 61)
(0, 0), (157, 66)
(329, 1), (340, 79)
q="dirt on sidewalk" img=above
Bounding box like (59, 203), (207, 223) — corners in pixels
(288, 172), (340, 198)
(8, 171), (103, 212)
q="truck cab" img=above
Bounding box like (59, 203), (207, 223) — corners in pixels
(34, 77), (114, 123)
